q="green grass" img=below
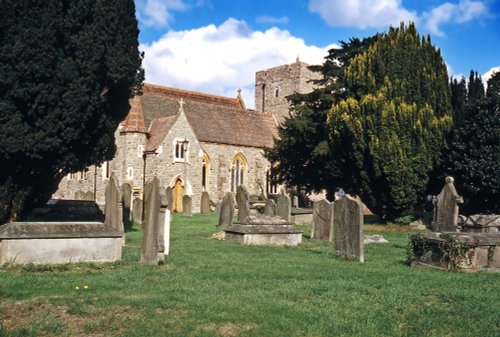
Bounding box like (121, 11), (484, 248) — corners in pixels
(1, 214), (499, 337)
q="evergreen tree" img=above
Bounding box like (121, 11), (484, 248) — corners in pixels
(327, 23), (452, 219)
(0, 0), (144, 223)
(442, 71), (500, 213)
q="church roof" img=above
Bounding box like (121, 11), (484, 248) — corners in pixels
(122, 95), (146, 133)
(129, 83), (277, 151)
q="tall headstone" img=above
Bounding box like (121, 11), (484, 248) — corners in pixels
(200, 191), (211, 215)
(121, 183), (132, 230)
(183, 195), (192, 217)
(332, 196), (364, 262)
(165, 187), (173, 211)
(236, 185), (250, 223)
(432, 176), (464, 232)
(312, 199), (332, 241)
(141, 177), (162, 265)
(218, 192), (235, 229)
(264, 199), (277, 216)
(105, 173), (123, 236)
(156, 192), (167, 263)
(132, 197), (142, 224)
(276, 191), (291, 222)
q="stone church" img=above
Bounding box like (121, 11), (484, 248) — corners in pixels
(54, 60), (320, 212)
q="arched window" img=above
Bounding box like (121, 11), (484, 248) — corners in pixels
(274, 86), (280, 98)
(201, 153), (210, 192)
(231, 154), (247, 192)
(266, 166), (278, 195)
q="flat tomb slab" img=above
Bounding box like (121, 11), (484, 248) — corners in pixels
(410, 232), (500, 272)
(224, 223), (303, 246)
(0, 222), (122, 265)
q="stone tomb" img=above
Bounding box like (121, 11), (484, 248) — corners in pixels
(224, 215), (303, 246)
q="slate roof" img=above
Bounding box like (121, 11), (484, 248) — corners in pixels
(128, 83), (278, 151)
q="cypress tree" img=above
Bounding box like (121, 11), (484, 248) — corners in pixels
(0, 0), (143, 223)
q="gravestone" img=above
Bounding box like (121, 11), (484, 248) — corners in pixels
(104, 173), (123, 237)
(276, 191), (291, 222)
(432, 176), (463, 232)
(183, 195), (192, 217)
(236, 185), (250, 223)
(332, 196), (364, 262)
(132, 197), (142, 224)
(165, 187), (173, 211)
(264, 199), (277, 216)
(156, 192), (167, 263)
(218, 192), (235, 229)
(312, 199), (332, 240)
(141, 177), (162, 265)
(200, 191), (211, 214)
(121, 183), (132, 230)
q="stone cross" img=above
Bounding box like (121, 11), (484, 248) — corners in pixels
(218, 192), (235, 229)
(183, 195), (192, 217)
(200, 191), (211, 215)
(312, 199), (332, 241)
(432, 176), (463, 232)
(141, 177), (162, 265)
(264, 199), (277, 216)
(276, 191), (291, 222)
(332, 196), (364, 262)
(236, 185), (250, 223)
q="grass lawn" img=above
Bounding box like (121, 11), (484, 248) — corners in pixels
(1, 213), (499, 336)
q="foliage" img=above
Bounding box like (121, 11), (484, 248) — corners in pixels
(327, 23), (452, 219)
(439, 71), (500, 213)
(0, 0), (144, 223)
(394, 214), (415, 225)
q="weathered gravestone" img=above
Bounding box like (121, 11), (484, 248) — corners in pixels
(264, 199), (277, 216)
(200, 191), (211, 214)
(236, 185), (250, 223)
(218, 192), (235, 229)
(166, 187), (173, 211)
(332, 196), (364, 262)
(432, 176), (463, 232)
(141, 177), (163, 265)
(105, 173), (123, 242)
(312, 199), (332, 241)
(121, 183), (132, 230)
(183, 195), (192, 217)
(132, 197), (142, 224)
(276, 191), (291, 222)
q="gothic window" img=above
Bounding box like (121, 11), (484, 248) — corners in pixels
(78, 168), (89, 180)
(69, 172), (77, 180)
(201, 153), (210, 192)
(230, 154), (247, 192)
(266, 167), (278, 195)
(174, 139), (189, 162)
(274, 86), (280, 98)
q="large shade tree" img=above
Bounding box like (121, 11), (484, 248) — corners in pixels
(0, 0), (144, 223)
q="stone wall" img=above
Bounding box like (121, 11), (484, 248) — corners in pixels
(255, 61), (321, 124)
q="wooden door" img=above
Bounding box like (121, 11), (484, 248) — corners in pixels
(172, 179), (184, 212)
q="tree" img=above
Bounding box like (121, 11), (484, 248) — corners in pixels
(326, 23), (452, 219)
(0, 0), (144, 223)
(264, 36), (379, 199)
(440, 71), (500, 213)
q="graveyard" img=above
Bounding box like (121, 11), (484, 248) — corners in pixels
(1, 212), (499, 337)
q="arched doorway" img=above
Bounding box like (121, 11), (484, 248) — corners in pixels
(172, 178), (184, 212)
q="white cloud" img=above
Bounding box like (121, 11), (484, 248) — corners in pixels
(483, 66), (500, 83)
(136, 0), (188, 27)
(423, 0), (487, 36)
(140, 18), (337, 108)
(308, 0), (417, 29)
(255, 15), (289, 25)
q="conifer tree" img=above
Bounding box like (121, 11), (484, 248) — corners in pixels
(327, 23), (452, 219)
(0, 0), (144, 223)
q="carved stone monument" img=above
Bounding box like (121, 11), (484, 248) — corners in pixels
(276, 191), (291, 222)
(264, 199), (277, 216)
(218, 192), (235, 229)
(236, 185), (250, 223)
(183, 195), (192, 217)
(312, 199), (332, 241)
(200, 191), (211, 215)
(141, 177), (163, 265)
(332, 196), (364, 262)
(432, 176), (463, 232)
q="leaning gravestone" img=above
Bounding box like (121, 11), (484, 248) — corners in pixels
(264, 199), (277, 216)
(105, 173), (123, 239)
(332, 196), (364, 262)
(132, 197), (142, 223)
(141, 177), (162, 265)
(218, 192), (235, 229)
(236, 185), (250, 223)
(312, 199), (332, 241)
(183, 195), (192, 217)
(200, 191), (211, 215)
(276, 191), (291, 222)
(432, 176), (463, 232)
(121, 183), (132, 230)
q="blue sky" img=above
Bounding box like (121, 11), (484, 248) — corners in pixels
(134, 0), (500, 108)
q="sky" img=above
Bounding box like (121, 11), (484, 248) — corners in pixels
(134, 0), (500, 108)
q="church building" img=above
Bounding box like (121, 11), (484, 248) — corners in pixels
(54, 60), (320, 212)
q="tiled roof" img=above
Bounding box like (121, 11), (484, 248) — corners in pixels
(122, 95), (146, 133)
(129, 83), (277, 151)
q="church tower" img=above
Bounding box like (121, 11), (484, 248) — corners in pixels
(255, 59), (321, 125)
